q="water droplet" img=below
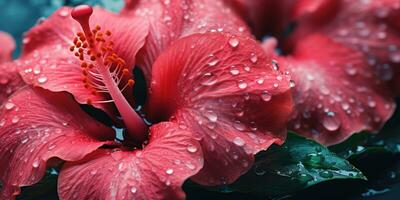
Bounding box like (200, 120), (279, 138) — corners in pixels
(272, 60), (279, 70)
(59, 9), (69, 17)
(346, 64), (357, 76)
(4, 102), (15, 110)
(254, 165), (266, 176)
(201, 73), (217, 86)
(228, 38), (239, 48)
(166, 169), (174, 175)
(390, 52), (400, 63)
(289, 80), (296, 88)
(306, 153), (324, 163)
(12, 116), (20, 124)
(229, 67), (240, 75)
(233, 121), (246, 131)
(37, 76), (48, 84)
(233, 137), (245, 146)
(130, 187), (137, 193)
(250, 53), (258, 63)
(256, 78), (264, 84)
(186, 162), (196, 170)
(90, 170), (97, 175)
(204, 111), (218, 122)
(0, 119), (5, 127)
(237, 80), (247, 89)
(260, 91), (272, 101)
(322, 112), (341, 131)
(319, 171), (333, 178)
(33, 66), (41, 75)
(368, 99), (376, 108)
(21, 138), (29, 144)
(32, 160), (39, 168)
(208, 59), (219, 66)
(296, 173), (313, 182)
(187, 145), (198, 153)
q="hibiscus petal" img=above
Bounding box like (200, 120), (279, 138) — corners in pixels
(148, 33), (293, 185)
(291, 0), (400, 95)
(0, 87), (114, 199)
(122, 0), (251, 81)
(229, 0), (295, 37)
(0, 31), (15, 63)
(0, 62), (25, 104)
(58, 122), (203, 200)
(17, 7), (148, 112)
(280, 34), (395, 145)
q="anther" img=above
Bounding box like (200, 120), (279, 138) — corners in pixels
(128, 79), (135, 87)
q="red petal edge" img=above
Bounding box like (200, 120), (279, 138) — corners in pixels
(58, 122), (203, 200)
(280, 34), (396, 145)
(0, 87), (114, 199)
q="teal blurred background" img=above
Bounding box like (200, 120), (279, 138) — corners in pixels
(0, 0), (123, 58)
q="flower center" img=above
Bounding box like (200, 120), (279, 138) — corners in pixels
(70, 5), (148, 144)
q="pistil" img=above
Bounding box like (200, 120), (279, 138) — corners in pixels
(70, 5), (148, 143)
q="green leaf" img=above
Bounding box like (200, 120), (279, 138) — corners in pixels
(223, 133), (366, 199)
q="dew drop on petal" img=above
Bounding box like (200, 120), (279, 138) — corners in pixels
(228, 38), (240, 48)
(208, 59), (219, 66)
(233, 137), (245, 147)
(166, 169), (174, 175)
(37, 76), (48, 84)
(130, 187), (137, 194)
(187, 144), (198, 153)
(204, 111), (218, 122)
(4, 102), (15, 110)
(21, 138), (29, 144)
(59, 9), (69, 17)
(32, 160), (39, 168)
(12, 116), (20, 124)
(237, 80), (247, 89)
(322, 112), (341, 131)
(233, 121), (246, 131)
(229, 68), (240, 75)
(260, 91), (272, 102)
(289, 80), (296, 88)
(250, 53), (258, 63)
(272, 60), (279, 71)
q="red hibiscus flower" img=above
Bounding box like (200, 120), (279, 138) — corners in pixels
(0, 3), (293, 200)
(234, 0), (399, 145)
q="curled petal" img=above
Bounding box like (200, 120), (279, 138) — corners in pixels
(18, 7), (148, 113)
(280, 34), (395, 145)
(0, 87), (114, 199)
(122, 0), (251, 81)
(58, 122), (203, 200)
(0, 31), (15, 63)
(148, 33), (293, 185)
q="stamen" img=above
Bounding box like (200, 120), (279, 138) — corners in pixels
(70, 5), (148, 144)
